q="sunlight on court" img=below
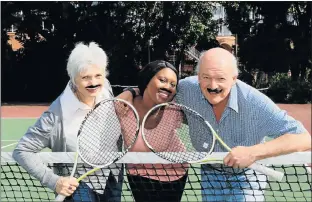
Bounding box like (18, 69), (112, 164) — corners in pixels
(1, 119), (36, 151)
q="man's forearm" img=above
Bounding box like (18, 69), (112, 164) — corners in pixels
(250, 133), (311, 161)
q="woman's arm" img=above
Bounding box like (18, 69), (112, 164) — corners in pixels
(116, 87), (140, 102)
(12, 111), (61, 191)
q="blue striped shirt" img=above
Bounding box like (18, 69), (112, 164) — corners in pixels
(175, 76), (307, 152)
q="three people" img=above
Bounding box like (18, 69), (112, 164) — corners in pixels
(13, 42), (311, 202)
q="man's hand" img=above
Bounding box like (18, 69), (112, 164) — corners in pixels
(55, 176), (79, 196)
(223, 146), (257, 169)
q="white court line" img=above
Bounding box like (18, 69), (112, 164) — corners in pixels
(1, 140), (19, 142)
(1, 142), (18, 149)
(305, 164), (312, 174)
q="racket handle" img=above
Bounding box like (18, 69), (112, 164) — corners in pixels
(55, 194), (67, 201)
(249, 162), (284, 182)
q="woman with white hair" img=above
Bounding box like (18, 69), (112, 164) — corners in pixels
(12, 42), (123, 202)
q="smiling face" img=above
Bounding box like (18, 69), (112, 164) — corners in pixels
(198, 48), (237, 106)
(74, 65), (105, 101)
(144, 67), (178, 105)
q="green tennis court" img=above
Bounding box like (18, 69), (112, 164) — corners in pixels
(1, 118), (311, 201)
(1, 119), (36, 152)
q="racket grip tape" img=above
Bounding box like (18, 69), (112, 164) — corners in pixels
(249, 162), (284, 182)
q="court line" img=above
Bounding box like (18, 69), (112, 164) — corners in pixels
(1, 142), (18, 149)
(305, 164), (312, 174)
(1, 140), (19, 142)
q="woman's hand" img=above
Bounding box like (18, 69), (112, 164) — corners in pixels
(55, 176), (79, 196)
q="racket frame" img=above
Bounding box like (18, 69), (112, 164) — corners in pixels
(141, 102), (284, 182)
(77, 98), (140, 168)
(141, 102), (217, 160)
(55, 98), (140, 201)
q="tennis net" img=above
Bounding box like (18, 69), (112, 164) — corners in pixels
(1, 152), (311, 201)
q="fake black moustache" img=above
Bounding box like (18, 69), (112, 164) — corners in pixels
(207, 88), (223, 94)
(86, 84), (101, 89)
(160, 88), (172, 94)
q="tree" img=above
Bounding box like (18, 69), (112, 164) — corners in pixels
(222, 2), (311, 82)
(1, 1), (219, 102)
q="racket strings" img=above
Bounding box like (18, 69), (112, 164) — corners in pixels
(79, 108), (121, 165)
(78, 100), (139, 167)
(115, 103), (139, 148)
(143, 105), (215, 163)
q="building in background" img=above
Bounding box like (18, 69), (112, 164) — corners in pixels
(179, 3), (236, 77)
(212, 4), (236, 54)
(6, 10), (50, 52)
(7, 31), (23, 51)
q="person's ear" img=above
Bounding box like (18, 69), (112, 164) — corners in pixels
(232, 76), (237, 86)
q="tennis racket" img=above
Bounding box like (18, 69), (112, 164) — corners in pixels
(55, 98), (139, 201)
(141, 102), (284, 182)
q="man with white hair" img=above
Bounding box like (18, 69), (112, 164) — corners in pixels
(13, 42), (123, 202)
(175, 47), (311, 201)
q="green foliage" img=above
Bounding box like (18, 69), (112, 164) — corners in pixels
(266, 73), (312, 104)
(222, 2), (311, 103)
(1, 1), (218, 102)
(223, 2), (311, 82)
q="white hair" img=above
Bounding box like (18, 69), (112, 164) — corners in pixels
(66, 42), (109, 84)
(195, 50), (239, 76)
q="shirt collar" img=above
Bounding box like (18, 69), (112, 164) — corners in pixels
(227, 83), (238, 113)
(60, 81), (111, 119)
(199, 82), (239, 113)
